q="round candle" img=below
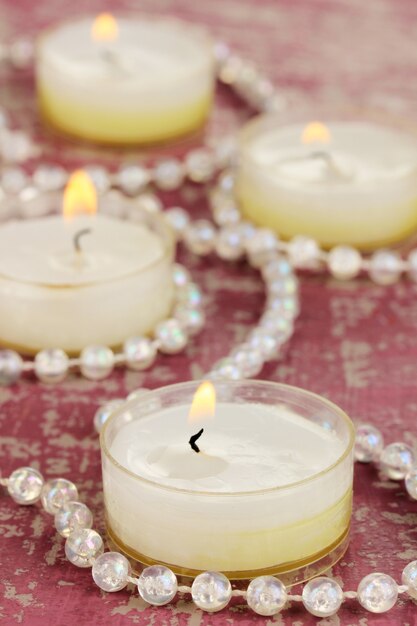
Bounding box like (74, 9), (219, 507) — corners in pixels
(236, 115), (417, 250)
(36, 15), (215, 145)
(0, 203), (174, 353)
(101, 381), (354, 581)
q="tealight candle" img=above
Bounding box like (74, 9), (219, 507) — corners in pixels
(101, 381), (354, 583)
(0, 173), (174, 353)
(36, 14), (215, 145)
(236, 115), (417, 250)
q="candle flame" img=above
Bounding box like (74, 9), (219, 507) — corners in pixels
(63, 170), (97, 221)
(188, 381), (216, 424)
(301, 122), (331, 145)
(91, 13), (119, 42)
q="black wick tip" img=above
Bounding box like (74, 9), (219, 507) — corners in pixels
(189, 428), (204, 453)
(73, 228), (92, 253)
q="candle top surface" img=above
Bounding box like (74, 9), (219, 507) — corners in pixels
(109, 402), (346, 494)
(0, 215), (167, 286)
(244, 121), (417, 186)
(39, 16), (212, 85)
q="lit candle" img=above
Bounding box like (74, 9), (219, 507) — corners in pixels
(36, 14), (215, 145)
(236, 115), (417, 250)
(102, 381), (354, 582)
(0, 172), (174, 353)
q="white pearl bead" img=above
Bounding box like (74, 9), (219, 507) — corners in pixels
(191, 571), (232, 612)
(155, 319), (188, 354)
(175, 307), (205, 336)
(212, 357), (243, 380)
(137, 565), (178, 605)
(183, 220), (216, 255)
(380, 442), (415, 480)
(172, 263), (191, 287)
(65, 528), (104, 568)
(93, 399), (125, 433)
(302, 577), (344, 617)
(7, 467), (44, 505)
(267, 276), (298, 297)
(154, 159), (184, 190)
(80, 346), (114, 380)
(262, 257), (292, 282)
(116, 164), (150, 195)
(407, 249), (417, 282)
(34, 349), (69, 383)
(164, 207), (190, 236)
(266, 295), (300, 319)
(1, 166), (28, 193)
(0, 349), (23, 385)
(83, 165), (110, 194)
(288, 235), (321, 269)
(33, 165), (67, 191)
(357, 573), (398, 613)
(327, 245), (362, 280)
(369, 250), (403, 285)
(354, 424), (384, 462)
(185, 149), (215, 182)
(210, 189), (240, 226)
(92, 552), (130, 592)
(213, 136), (238, 168)
(231, 344), (264, 377)
(41, 478), (78, 514)
(215, 225), (244, 260)
(247, 576), (287, 616)
(217, 170), (235, 193)
(176, 283), (203, 308)
(54, 501), (93, 537)
(405, 467), (417, 499)
(245, 229), (278, 268)
(248, 329), (280, 359)
(123, 337), (157, 371)
(402, 560), (417, 599)
(133, 192), (162, 215)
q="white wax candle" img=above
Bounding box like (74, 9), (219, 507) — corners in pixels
(0, 213), (174, 353)
(102, 383), (354, 577)
(36, 16), (214, 144)
(236, 115), (417, 249)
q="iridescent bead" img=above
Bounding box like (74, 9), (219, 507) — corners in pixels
(155, 319), (188, 354)
(288, 235), (321, 269)
(380, 442), (415, 480)
(215, 225), (244, 260)
(262, 257), (294, 282)
(123, 337), (157, 371)
(369, 250), (403, 285)
(185, 149), (215, 182)
(268, 276), (298, 297)
(172, 263), (191, 287)
(246, 576), (287, 616)
(183, 220), (216, 256)
(405, 468), (417, 500)
(210, 190), (240, 226)
(80, 346), (114, 380)
(34, 349), (69, 383)
(1, 167), (28, 193)
(191, 571), (232, 612)
(0, 350), (23, 385)
(41, 478), (78, 514)
(93, 399), (125, 433)
(92, 552), (130, 592)
(217, 170), (235, 193)
(357, 573), (398, 613)
(164, 207), (190, 236)
(7, 467), (44, 505)
(407, 249), (417, 282)
(402, 561), (417, 599)
(231, 345), (264, 377)
(248, 329), (280, 359)
(260, 313), (293, 341)
(137, 565), (178, 605)
(212, 357), (243, 380)
(9, 38), (34, 68)
(32, 165), (67, 191)
(302, 577), (344, 617)
(354, 424), (384, 463)
(116, 164), (150, 195)
(175, 307), (205, 336)
(176, 283), (203, 308)
(65, 528), (104, 567)
(327, 245), (362, 280)
(83, 166), (110, 194)
(267, 295), (299, 319)
(154, 159), (184, 190)
(54, 501), (93, 537)
(245, 229), (278, 268)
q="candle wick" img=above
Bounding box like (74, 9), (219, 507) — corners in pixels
(73, 228), (92, 253)
(189, 428), (204, 453)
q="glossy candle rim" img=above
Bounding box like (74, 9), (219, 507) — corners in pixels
(238, 112), (417, 188)
(100, 380), (355, 497)
(0, 192), (175, 288)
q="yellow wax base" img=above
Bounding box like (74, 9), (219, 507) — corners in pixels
(37, 84), (213, 145)
(237, 186), (417, 251)
(106, 488), (352, 583)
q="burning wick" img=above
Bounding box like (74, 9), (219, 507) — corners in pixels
(189, 428), (204, 453)
(73, 228), (92, 253)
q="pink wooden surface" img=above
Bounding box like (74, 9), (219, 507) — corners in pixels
(1, 1), (417, 624)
